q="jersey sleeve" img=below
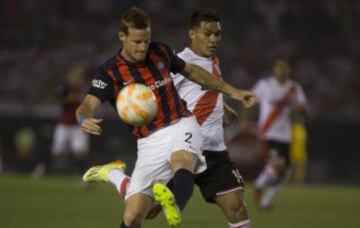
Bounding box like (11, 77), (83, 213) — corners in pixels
(160, 43), (186, 74)
(170, 54), (186, 74)
(171, 72), (186, 91)
(88, 68), (114, 103)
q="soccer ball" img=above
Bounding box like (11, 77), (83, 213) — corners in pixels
(116, 83), (158, 127)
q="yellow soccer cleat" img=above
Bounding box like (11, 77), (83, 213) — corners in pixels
(82, 160), (126, 183)
(153, 183), (181, 227)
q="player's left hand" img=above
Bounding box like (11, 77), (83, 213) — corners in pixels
(230, 89), (257, 108)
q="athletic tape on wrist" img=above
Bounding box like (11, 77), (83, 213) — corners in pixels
(79, 116), (86, 125)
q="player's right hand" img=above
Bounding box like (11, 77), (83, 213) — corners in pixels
(229, 89), (257, 108)
(80, 118), (103, 135)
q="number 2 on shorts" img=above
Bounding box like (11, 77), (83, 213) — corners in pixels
(185, 132), (192, 144)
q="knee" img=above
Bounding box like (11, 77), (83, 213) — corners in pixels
(123, 210), (144, 227)
(224, 200), (248, 222)
(269, 156), (286, 172)
(170, 150), (197, 172)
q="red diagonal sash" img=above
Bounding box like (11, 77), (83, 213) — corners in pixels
(260, 84), (296, 135)
(193, 56), (220, 126)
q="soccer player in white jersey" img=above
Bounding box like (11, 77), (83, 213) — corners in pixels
(169, 9), (252, 228)
(252, 57), (308, 211)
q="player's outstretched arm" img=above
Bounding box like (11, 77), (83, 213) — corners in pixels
(76, 94), (103, 135)
(182, 63), (257, 108)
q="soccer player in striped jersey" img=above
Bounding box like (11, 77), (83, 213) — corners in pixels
(252, 57), (308, 211)
(77, 7), (256, 228)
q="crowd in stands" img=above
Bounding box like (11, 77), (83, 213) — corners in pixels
(1, 0), (359, 122)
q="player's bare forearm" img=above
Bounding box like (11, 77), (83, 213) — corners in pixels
(76, 94), (103, 135)
(182, 63), (257, 108)
(182, 63), (227, 93)
(76, 95), (98, 120)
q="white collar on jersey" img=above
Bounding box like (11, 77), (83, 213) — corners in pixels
(182, 47), (214, 61)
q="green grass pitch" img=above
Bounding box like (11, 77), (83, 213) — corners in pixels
(1, 174), (359, 228)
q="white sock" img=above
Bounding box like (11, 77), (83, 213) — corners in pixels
(255, 165), (278, 189)
(260, 185), (280, 208)
(229, 219), (251, 228)
(108, 169), (130, 198)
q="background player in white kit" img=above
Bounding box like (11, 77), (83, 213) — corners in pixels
(252, 57), (308, 211)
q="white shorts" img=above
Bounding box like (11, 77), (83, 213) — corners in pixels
(52, 124), (90, 155)
(125, 116), (205, 201)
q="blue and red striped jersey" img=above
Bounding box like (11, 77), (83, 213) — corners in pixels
(88, 41), (192, 138)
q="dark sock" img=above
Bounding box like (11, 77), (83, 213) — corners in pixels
(120, 221), (140, 228)
(166, 179), (174, 190)
(120, 221), (129, 228)
(172, 169), (194, 211)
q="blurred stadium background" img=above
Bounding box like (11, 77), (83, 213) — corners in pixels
(0, 0), (359, 227)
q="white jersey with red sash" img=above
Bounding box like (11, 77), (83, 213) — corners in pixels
(252, 77), (307, 143)
(172, 48), (226, 151)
